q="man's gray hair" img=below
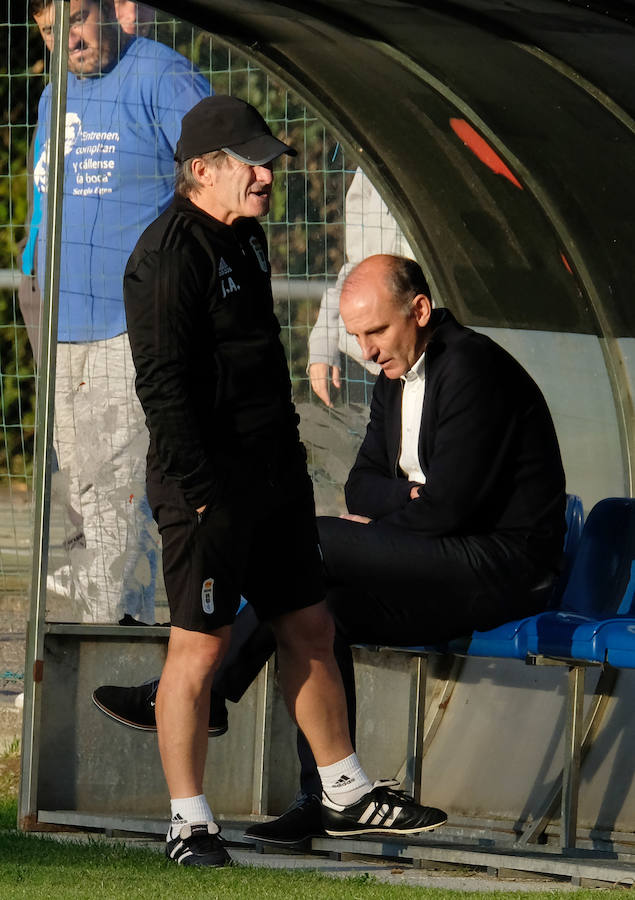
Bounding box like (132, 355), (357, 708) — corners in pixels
(387, 257), (432, 315)
(174, 150), (227, 198)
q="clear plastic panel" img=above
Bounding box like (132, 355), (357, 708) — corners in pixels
(1, 4), (628, 637)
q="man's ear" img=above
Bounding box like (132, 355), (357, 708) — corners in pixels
(412, 293), (432, 328)
(190, 157), (214, 188)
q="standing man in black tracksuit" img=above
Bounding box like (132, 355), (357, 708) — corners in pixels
(123, 97), (446, 868)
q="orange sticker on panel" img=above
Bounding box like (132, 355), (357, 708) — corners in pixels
(450, 118), (523, 189)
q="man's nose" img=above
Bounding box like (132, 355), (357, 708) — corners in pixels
(253, 165), (273, 184)
(358, 337), (377, 361)
(68, 22), (82, 48)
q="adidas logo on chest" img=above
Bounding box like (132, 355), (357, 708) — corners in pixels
(218, 257), (240, 298)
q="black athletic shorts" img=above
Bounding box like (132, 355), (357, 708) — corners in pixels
(146, 470), (325, 633)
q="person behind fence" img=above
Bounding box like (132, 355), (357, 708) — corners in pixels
(20, 1), (156, 364)
(308, 167), (415, 407)
(112, 0), (155, 34)
(122, 95), (447, 867)
(27, 0), (209, 623)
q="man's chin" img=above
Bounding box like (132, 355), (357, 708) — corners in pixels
(249, 197), (271, 218)
(69, 54), (99, 76)
(69, 48), (111, 77)
(380, 361), (402, 379)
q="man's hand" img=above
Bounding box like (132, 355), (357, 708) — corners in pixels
(409, 486), (421, 500)
(309, 362), (341, 408)
(340, 513), (372, 524)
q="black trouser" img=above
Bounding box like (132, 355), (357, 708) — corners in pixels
(214, 516), (552, 796)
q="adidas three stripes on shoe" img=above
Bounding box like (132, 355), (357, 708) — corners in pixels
(166, 821), (230, 867)
(321, 780), (447, 837)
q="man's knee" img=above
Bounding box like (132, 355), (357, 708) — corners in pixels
(165, 625), (231, 680)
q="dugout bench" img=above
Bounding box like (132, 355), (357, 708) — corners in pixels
(20, 496), (635, 886)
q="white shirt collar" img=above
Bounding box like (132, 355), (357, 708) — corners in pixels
(401, 349), (426, 384)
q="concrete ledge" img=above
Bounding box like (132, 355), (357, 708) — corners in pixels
(34, 809), (635, 887)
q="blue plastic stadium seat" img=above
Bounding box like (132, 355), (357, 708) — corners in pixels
(523, 497), (635, 663)
(599, 617), (635, 668)
(569, 552), (635, 667)
(547, 493), (585, 608)
(442, 493), (585, 659)
(387, 493), (584, 660)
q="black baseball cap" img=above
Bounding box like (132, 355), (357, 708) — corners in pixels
(174, 95), (297, 165)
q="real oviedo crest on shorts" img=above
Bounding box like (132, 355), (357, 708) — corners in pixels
(201, 577), (215, 615)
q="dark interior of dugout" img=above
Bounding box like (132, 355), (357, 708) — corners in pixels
(150, 0), (635, 489)
(152, 0), (635, 339)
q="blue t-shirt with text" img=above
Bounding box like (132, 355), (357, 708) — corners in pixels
(34, 36), (210, 342)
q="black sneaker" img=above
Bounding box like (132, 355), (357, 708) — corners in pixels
(92, 678), (228, 736)
(321, 780), (447, 837)
(244, 794), (325, 847)
(166, 821), (230, 867)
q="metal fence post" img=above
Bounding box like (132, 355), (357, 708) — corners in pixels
(19, 0), (68, 829)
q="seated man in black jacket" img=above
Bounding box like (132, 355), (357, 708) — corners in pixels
(243, 252), (566, 844)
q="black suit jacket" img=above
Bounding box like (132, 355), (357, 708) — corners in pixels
(345, 309), (566, 570)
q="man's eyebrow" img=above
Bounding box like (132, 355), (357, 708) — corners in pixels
(346, 323), (386, 337)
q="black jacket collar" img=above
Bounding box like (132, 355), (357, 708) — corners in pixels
(172, 194), (257, 237)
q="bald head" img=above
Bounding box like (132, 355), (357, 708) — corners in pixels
(340, 254), (433, 379)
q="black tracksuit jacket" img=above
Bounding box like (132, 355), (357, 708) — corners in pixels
(124, 196), (303, 511)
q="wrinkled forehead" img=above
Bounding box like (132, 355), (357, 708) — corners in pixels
(341, 288), (397, 333)
(69, 0), (104, 19)
(35, 0), (102, 24)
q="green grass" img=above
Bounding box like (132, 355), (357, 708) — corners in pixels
(0, 736), (20, 830)
(0, 834), (458, 899)
(0, 794), (18, 830)
(0, 741), (631, 898)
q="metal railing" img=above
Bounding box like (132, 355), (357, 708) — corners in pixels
(1, 270), (333, 300)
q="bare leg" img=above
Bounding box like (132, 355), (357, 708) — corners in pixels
(156, 624), (230, 798)
(272, 601), (353, 767)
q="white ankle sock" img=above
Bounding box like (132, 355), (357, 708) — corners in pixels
(169, 794), (213, 836)
(318, 753), (372, 807)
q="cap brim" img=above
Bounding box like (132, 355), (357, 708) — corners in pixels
(223, 133), (297, 166)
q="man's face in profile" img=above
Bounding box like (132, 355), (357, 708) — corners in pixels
(33, 2), (56, 53)
(341, 267), (430, 380)
(34, 0), (120, 77)
(113, 0), (154, 36)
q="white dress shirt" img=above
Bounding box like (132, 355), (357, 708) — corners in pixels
(399, 350), (427, 484)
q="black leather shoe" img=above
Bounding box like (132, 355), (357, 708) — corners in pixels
(244, 794), (325, 847)
(321, 780), (447, 837)
(92, 678), (228, 736)
(166, 821), (230, 867)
